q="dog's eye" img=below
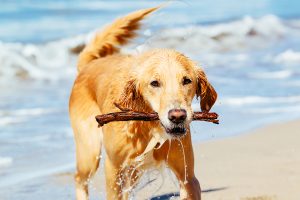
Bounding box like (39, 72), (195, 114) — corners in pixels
(183, 77), (192, 85)
(150, 80), (160, 87)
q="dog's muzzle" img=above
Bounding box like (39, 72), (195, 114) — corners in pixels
(165, 109), (187, 136)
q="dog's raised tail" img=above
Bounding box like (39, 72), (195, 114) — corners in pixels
(77, 7), (158, 72)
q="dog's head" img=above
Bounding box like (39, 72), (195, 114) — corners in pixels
(118, 50), (217, 138)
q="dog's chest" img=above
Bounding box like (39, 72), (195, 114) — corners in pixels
(129, 133), (167, 170)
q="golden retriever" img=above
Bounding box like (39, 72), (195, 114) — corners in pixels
(69, 7), (217, 200)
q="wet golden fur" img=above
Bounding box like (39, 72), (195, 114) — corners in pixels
(69, 7), (217, 200)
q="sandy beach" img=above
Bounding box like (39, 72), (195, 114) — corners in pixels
(197, 120), (300, 200)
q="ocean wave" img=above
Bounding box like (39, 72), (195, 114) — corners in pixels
(0, 116), (26, 126)
(221, 95), (300, 106)
(1, 108), (61, 116)
(249, 105), (300, 114)
(248, 70), (293, 79)
(0, 15), (297, 81)
(0, 108), (62, 126)
(0, 157), (13, 168)
(273, 50), (300, 66)
(141, 15), (289, 54)
(0, 34), (89, 81)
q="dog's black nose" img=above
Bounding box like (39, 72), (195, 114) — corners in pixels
(168, 109), (187, 124)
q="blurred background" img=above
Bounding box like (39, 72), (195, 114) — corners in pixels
(0, 0), (299, 199)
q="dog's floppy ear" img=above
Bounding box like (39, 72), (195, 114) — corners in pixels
(117, 78), (149, 112)
(196, 68), (217, 112)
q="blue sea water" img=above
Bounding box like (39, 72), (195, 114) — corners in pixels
(0, 0), (300, 199)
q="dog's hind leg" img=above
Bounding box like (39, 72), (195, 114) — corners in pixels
(72, 116), (103, 200)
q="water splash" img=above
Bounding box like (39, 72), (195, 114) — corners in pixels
(176, 138), (188, 185)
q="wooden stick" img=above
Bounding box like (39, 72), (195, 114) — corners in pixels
(95, 105), (219, 127)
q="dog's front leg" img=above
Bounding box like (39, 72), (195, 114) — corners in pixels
(164, 132), (201, 200)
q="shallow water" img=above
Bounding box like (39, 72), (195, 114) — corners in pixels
(0, 0), (300, 199)
(0, 80), (75, 187)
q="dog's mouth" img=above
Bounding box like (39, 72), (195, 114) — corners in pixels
(161, 123), (187, 137)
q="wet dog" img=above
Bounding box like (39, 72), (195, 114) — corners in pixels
(69, 7), (217, 200)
